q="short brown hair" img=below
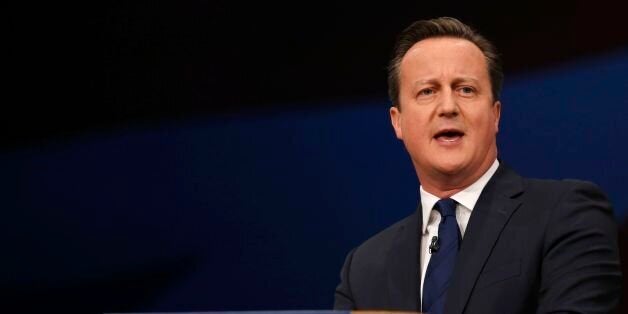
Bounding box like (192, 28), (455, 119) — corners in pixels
(387, 17), (503, 107)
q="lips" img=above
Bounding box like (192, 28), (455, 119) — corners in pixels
(434, 128), (465, 143)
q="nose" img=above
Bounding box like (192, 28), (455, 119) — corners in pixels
(436, 89), (459, 117)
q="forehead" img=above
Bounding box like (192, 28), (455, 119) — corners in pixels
(399, 37), (489, 82)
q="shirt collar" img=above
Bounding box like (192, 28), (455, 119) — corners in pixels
(419, 159), (500, 234)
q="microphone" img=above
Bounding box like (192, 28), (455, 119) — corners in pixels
(429, 236), (439, 254)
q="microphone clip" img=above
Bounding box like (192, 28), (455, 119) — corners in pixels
(429, 236), (440, 254)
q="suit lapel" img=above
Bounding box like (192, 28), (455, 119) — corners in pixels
(444, 164), (524, 314)
(386, 207), (421, 311)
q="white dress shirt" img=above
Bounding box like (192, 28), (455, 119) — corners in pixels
(418, 159), (500, 307)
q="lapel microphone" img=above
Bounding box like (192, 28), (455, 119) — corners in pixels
(429, 235), (440, 254)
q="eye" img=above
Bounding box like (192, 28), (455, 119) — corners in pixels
(458, 86), (475, 96)
(418, 88), (435, 97)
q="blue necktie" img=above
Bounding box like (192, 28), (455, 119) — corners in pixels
(422, 198), (461, 314)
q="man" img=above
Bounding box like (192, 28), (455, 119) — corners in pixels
(334, 17), (621, 313)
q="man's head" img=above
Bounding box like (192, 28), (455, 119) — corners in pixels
(388, 17), (503, 106)
(388, 17), (503, 196)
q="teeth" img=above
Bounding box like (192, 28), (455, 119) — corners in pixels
(436, 133), (462, 142)
(441, 136), (460, 142)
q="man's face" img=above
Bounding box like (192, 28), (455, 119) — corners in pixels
(390, 37), (501, 187)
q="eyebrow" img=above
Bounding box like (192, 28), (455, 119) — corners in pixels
(452, 77), (480, 85)
(413, 76), (480, 87)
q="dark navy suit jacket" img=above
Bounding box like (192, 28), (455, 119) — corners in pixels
(334, 163), (622, 313)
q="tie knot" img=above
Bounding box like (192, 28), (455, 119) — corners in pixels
(435, 198), (456, 217)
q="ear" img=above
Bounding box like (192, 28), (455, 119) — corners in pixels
(493, 100), (501, 133)
(390, 106), (403, 139)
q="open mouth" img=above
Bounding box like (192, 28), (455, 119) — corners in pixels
(434, 129), (465, 142)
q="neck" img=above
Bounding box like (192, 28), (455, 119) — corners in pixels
(421, 184), (466, 199)
(419, 156), (497, 199)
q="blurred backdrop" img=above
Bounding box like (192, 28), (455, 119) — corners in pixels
(4, 2), (628, 313)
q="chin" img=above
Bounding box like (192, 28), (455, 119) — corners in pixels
(433, 158), (468, 176)
(435, 165), (465, 176)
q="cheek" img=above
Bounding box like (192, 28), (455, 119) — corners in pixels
(402, 122), (431, 149)
(485, 114), (499, 134)
(402, 116), (428, 136)
(402, 109), (430, 127)
(471, 115), (499, 146)
(470, 110), (498, 133)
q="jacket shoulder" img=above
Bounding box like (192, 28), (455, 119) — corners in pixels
(521, 177), (608, 200)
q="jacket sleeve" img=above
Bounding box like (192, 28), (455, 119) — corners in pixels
(537, 180), (622, 313)
(334, 247), (357, 310)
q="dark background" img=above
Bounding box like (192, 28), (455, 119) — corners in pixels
(3, 1), (628, 313)
(6, 1), (628, 148)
